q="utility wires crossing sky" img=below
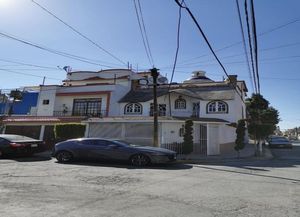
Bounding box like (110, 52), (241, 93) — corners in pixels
(133, 0), (155, 67)
(31, 0), (127, 66)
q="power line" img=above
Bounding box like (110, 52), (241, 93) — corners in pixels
(0, 58), (61, 70)
(160, 41), (300, 69)
(244, 0), (258, 93)
(0, 68), (61, 81)
(250, 0), (260, 93)
(133, 0), (153, 66)
(137, 0), (155, 65)
(236, 0), (254, 92)
(0, 31), (120, 68)
(31, 0), (127, 66)
(174, 0), (244, 99)
(177, 15), (300, 65)
(168, 0), (183, 116)
(235, 0), (254, 93)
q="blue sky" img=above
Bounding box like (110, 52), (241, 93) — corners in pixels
(0, 0), (299, 130)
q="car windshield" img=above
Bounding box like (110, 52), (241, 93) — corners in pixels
(0, 134), (37, 142)
(271, 137), (289, 141)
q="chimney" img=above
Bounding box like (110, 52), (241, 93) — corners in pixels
(131, 80), (139, 90)
(226, 75), (237, 85)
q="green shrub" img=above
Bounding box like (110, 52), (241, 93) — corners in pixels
(183, 119), (193, 154)
(54, 123), (86, 141)
(234, 120), (246, 157)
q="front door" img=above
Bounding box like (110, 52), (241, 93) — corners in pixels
(192, 103), (200, 118)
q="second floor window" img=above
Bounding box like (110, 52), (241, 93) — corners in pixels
(73, 98), (102, 117)
(42, 99), (50, 105)
(175, 96), (186, 109)
(207, 101), (228, 113)
(124, 103), (142, 114)
(150, 103), (166, 116)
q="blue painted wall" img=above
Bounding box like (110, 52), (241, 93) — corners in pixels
(0, 92), (39, 115)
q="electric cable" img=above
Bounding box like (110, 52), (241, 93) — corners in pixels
(0, 31), (119, 68)
(133, 0), (153, 66)
(174, 0), (244, 100)
(244, 0), (258, 93)
(137, 0), (154, 65)
(236, 0), (255, 93)
(31, 0), (127, 66)
(250, 0), (260, 93)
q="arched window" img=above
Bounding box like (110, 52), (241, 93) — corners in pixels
(175, 96), (186, 109)
(207, 101), (228, 113)
(124, 103), (142, 114)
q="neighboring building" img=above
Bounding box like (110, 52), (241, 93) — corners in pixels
(0, 88), (39, 115)
(2, 69), (167, 145)
(2, 69), (248, 156)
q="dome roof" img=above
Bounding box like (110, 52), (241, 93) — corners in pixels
(184, 70), (214, 84)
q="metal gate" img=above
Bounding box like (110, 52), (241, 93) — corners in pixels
(193, 124), (207, 155)
(88, 122), (153, 146)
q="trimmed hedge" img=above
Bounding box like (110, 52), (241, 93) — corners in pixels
(54, 123), (86, 141)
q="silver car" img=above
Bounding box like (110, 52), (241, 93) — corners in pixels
(52, 138), (176, 166)
(267, 136), (293, 149)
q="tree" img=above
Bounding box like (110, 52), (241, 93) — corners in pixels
(234, 120), (246, 158)
(183, 119), (193, 154)
(246, 94), (279, 155)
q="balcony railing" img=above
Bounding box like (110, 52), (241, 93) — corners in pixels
(53, 110), (107, 117)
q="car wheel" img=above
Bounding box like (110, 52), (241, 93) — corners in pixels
(56, 151), (73, 163)
(130, 154), (150, 167)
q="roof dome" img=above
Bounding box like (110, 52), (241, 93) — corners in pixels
(184, 70), (214, 84)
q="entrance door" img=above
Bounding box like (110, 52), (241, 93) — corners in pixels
(192, 103), (200, 118)
(200, 124), (207, 155)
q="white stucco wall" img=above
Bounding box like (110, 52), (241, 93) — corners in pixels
(36, 86), (57, 116)
(160, 122), (184, 144)
(207, 124), (220, 155)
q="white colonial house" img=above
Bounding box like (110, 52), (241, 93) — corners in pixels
(2, 69), (247, 155)
(85, 70), (248, 156)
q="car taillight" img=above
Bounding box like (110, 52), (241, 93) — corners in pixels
(9, 143), (26, 148)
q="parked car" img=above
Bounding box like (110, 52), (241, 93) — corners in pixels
(267, 136), (293, 149)
(52, 138), (177, 166)
(0, 134), (46, 157)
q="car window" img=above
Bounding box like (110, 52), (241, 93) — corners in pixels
(80, 139), (110, 146)
(0, 134), (36, 142)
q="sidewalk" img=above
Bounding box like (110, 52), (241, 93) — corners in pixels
(177, 143), (273, 164)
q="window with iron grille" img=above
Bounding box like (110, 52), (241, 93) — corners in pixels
(175, 96), (186, 109)
(207, 101), (228, 113)
(150, 103), (166, 116)
(124, 103), (142, 114)
(72, 98), (102, 117)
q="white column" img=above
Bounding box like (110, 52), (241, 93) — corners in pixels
(39, 125), (45, 140)
(84, 123), (90, 138)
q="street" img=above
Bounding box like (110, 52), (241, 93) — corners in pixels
(0, 146), (299, 217)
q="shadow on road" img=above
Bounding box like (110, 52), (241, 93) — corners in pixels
(0, 151), (52, 162)
(193, 164), (300, 183)
(55, 160), (193, 170)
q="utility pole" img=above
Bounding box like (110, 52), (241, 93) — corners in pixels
(151, 68), (159, 147)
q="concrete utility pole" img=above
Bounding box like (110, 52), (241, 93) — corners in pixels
(151, 68), (159, 147)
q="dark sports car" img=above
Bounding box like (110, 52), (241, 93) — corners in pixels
(52, 138), (176, 166)
(0, 134), (45, 157)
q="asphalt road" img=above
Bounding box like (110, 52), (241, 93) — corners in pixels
(0, 148), (299, 217)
